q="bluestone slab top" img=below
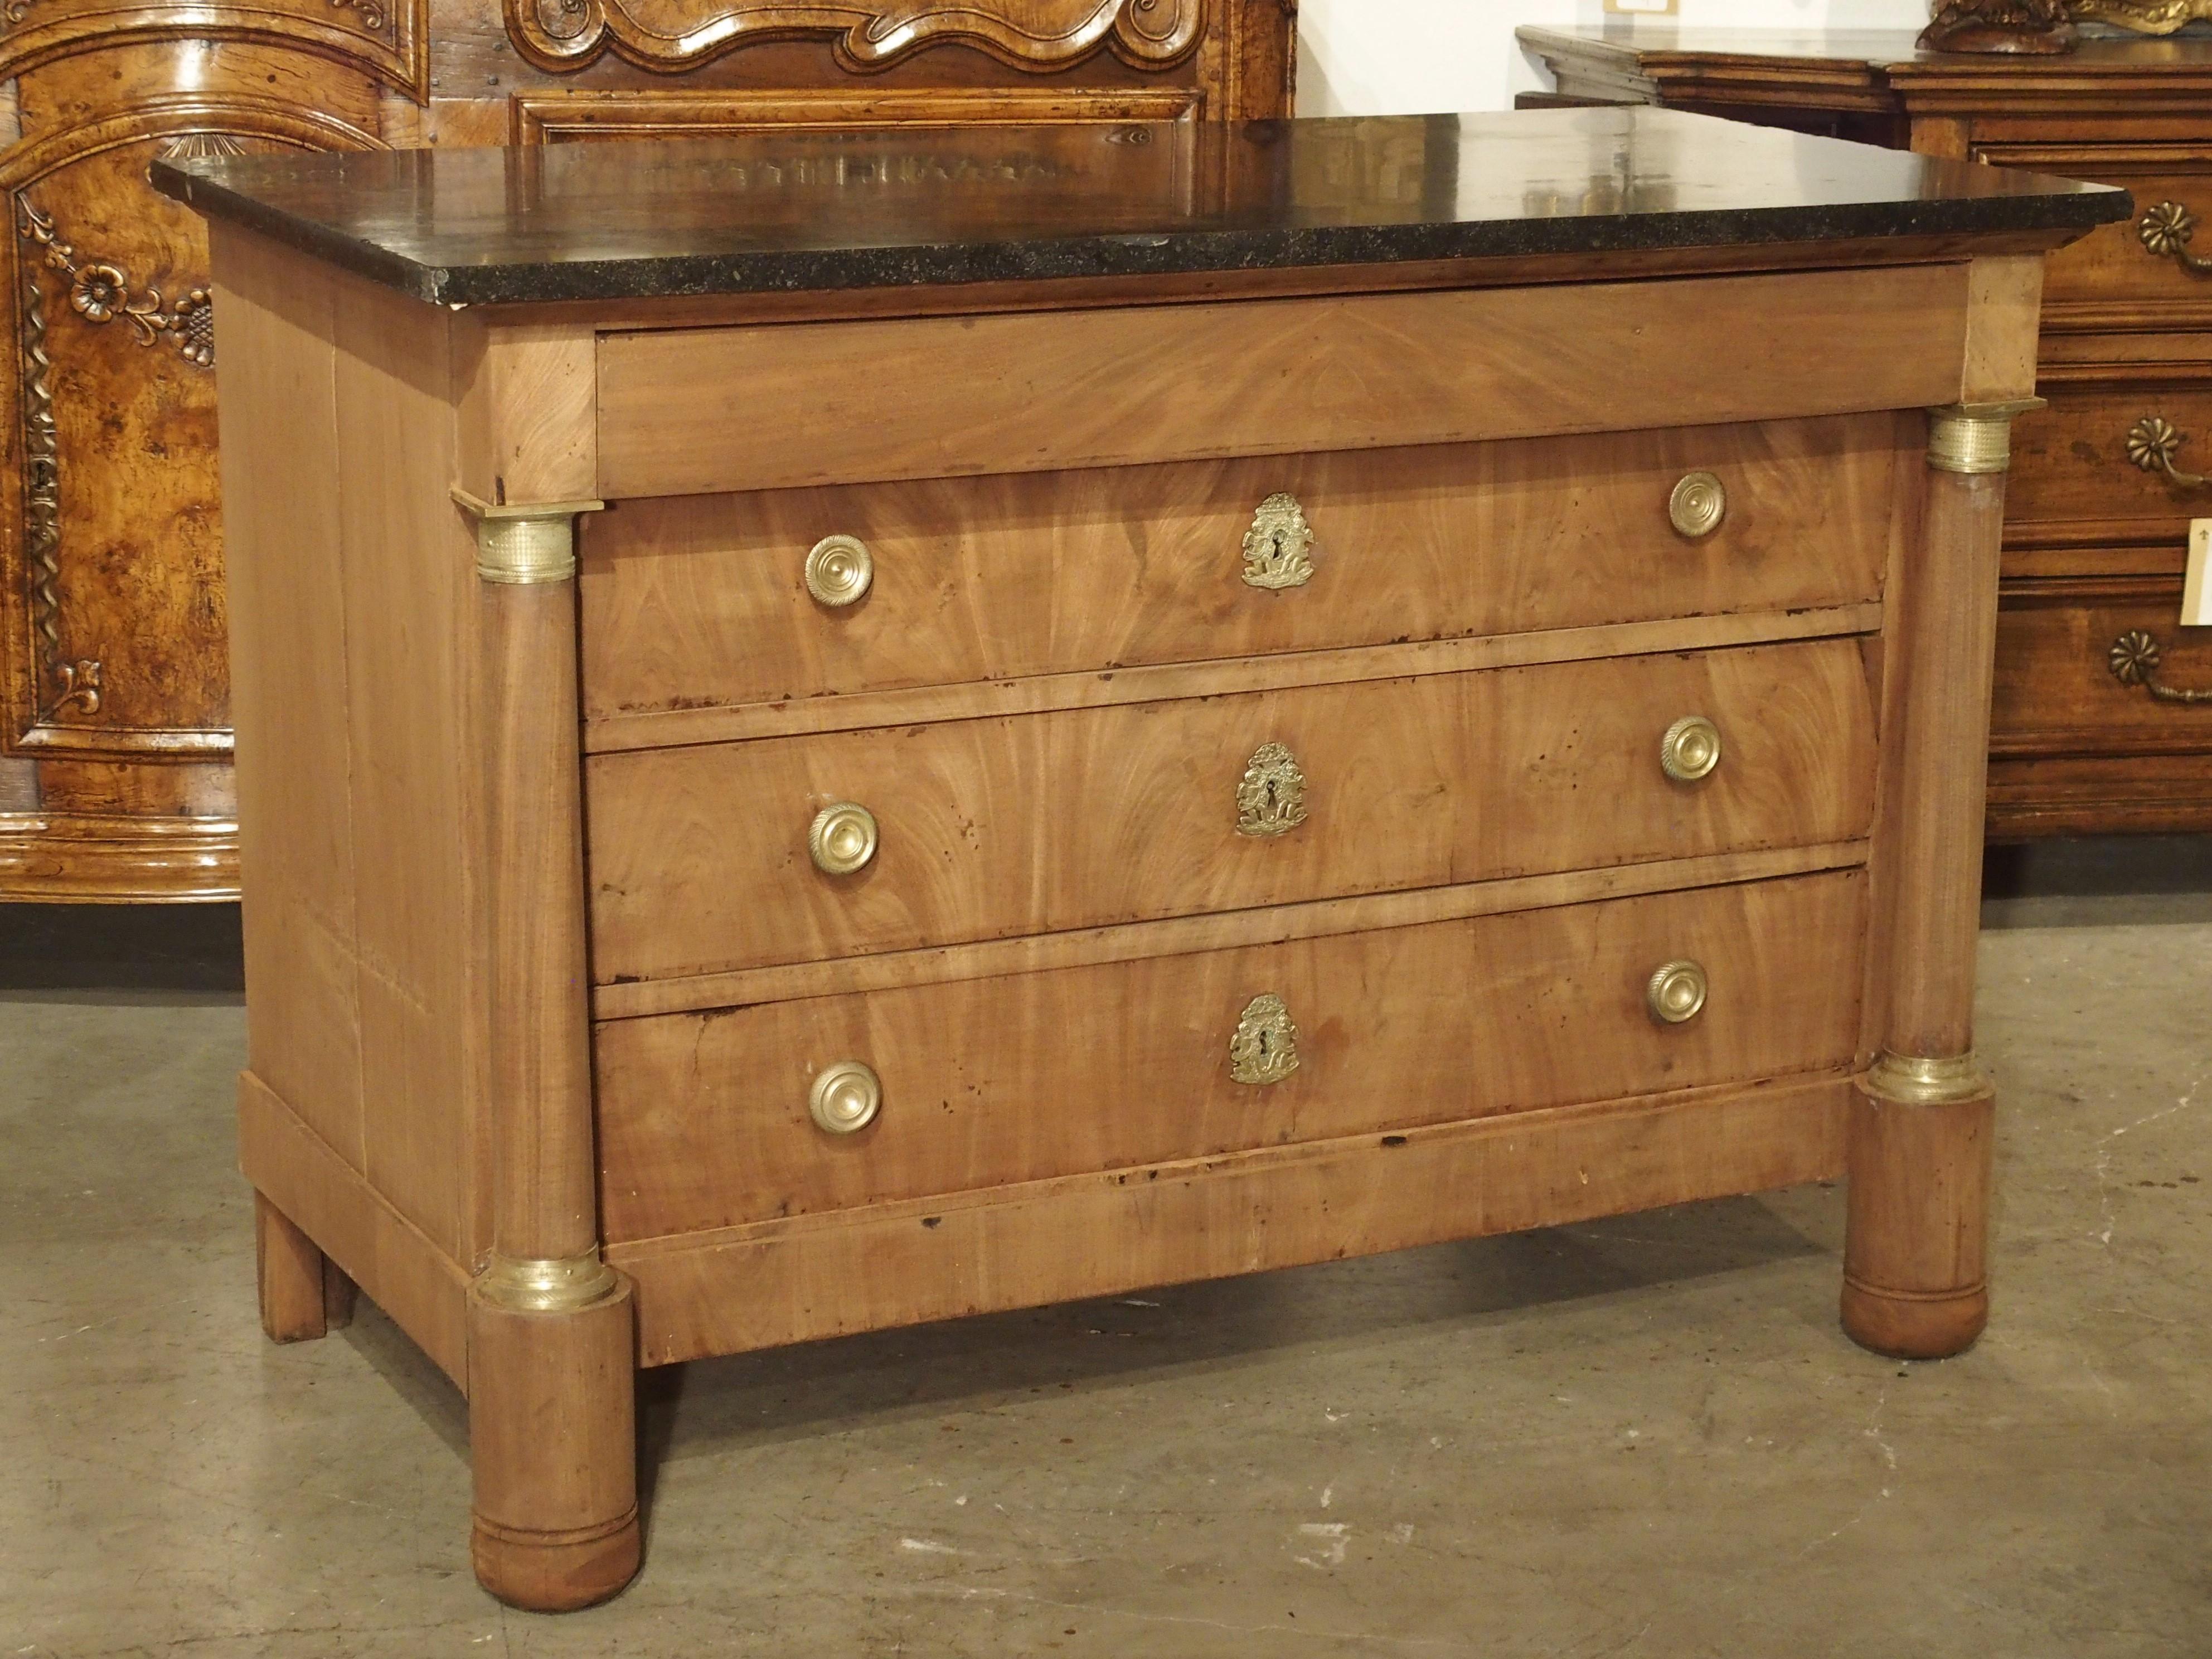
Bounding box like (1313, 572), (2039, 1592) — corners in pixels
(149, 106), (2130, 309)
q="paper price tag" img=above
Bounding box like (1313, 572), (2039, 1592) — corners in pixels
(2185, 520), (2211, 629)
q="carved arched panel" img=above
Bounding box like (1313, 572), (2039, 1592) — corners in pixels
(2, 101), (381, 757)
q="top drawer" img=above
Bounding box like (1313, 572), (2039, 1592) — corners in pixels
(579, 414), (1899, 727)
(1979, 147), (2209, 329)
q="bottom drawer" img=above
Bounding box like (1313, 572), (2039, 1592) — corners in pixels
(1993, 579), (2212, 758)
(595, 869), (1867, 1242)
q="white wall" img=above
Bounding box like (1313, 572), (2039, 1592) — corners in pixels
(1297, 1), (1933, 118)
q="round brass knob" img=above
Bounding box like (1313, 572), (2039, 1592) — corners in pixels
(804, 534), (874, 607)
(808, 1060), (882, 1135)
(1646, 959), (1709, 1026)
(1660, 714), (1723, 783)
(1668, 472), (1726, 539)
(808, 802), (878, 875)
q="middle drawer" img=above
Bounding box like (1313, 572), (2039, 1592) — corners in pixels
(585, 636), (1877, 986)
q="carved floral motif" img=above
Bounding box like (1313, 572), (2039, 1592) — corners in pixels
(18, 200), (215, 368)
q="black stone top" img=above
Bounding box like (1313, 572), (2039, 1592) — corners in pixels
(149, 107), (2129, 309)
(1517, 22), (2212, 76)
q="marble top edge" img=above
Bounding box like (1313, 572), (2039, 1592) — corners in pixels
(151, 108), (2132, 309)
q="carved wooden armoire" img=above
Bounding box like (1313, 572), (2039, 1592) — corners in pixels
(0, 1), (1297, 902)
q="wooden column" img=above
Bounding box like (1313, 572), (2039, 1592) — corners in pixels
(458, 491), (641, 1612)
(1842, 394), (2035, 1361)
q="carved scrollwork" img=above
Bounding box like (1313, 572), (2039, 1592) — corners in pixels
(503, 0), (1205, 79)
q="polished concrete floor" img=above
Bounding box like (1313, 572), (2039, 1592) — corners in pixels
(3, 840), (2209, 1657)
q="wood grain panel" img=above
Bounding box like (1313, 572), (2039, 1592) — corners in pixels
(584, 638), (1879, 984)
(584, 604), (1884, 756)
(595, 869), (1866, 1240)
(512, 86), (1202, 145)
(594, 266), (1971, 498)
(331, 261), (475, 1262)
(1992, 578), (2212, 758)
(593, 840), (1869, 1020)
(608, 1069), (1853, 1364)
(579, 415), (1901, 723)
(212, 230), (365, 1167)
(1987, 750), (2212, 838)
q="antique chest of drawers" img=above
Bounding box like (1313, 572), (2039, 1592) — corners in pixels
(1521, 25), (2212, 837)
(156, 111), (2122, 1609)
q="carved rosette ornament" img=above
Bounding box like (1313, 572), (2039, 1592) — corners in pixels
(1919, 0), (2077, 52)
(505, 0), (1205, 77)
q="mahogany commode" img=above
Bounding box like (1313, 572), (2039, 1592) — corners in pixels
(155, 110), (2126, 1611)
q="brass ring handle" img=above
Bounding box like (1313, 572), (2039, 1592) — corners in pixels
(1659, 715), (1722, 783)
(2109, 630), (2212, 705)
(808, 801), (879, 875)
(1668, 471), (1726, 539)
(2124, 416), (2212, 490)
(2138, 201), (2212, 276)
(804, 534), (874, 607)
(808, 1060), (882, 1134)
(1646, 959), (1708, 1026)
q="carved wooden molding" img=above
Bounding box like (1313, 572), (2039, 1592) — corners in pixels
(0, 0), (428, 100)
(504, 0), (1206, 77)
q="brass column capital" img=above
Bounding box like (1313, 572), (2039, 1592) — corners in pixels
(1925, 399), (2045, 476)
(1864, 1050), (1993, 1105)
(452, 487), (605, 584)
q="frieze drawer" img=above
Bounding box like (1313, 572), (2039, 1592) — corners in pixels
(593, 869), (1869, 1240)
(576, 414), (1901, 727)
(583, 636), (1880, 986)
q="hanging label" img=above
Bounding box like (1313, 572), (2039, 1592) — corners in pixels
(2185, 520), (2212, 628)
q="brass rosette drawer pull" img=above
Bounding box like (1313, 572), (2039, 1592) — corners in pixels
(1668, 471), (1726, 539)
(1646, 959), (1709, 1026)
(804, 533), (874, 607)
(1660, 715), (1723, 783)
(808, 1060), (882, 1135)
(1235, 741), (1308, 837)
(2125, 415), (2212, 489)
(2138, 201), (2212, 276)
(808, 801), (879, 874)
(2109, 630), (2212, 705)
(1229, 993), (1299, 1085)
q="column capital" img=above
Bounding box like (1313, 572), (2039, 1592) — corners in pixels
(1926, 398), (2046, 476)
(451, 487), (605, 584)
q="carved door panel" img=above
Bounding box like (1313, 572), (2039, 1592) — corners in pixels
(1, 107), (380, 764)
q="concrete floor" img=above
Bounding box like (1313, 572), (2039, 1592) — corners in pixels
(3, 842), (2209, 1657)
